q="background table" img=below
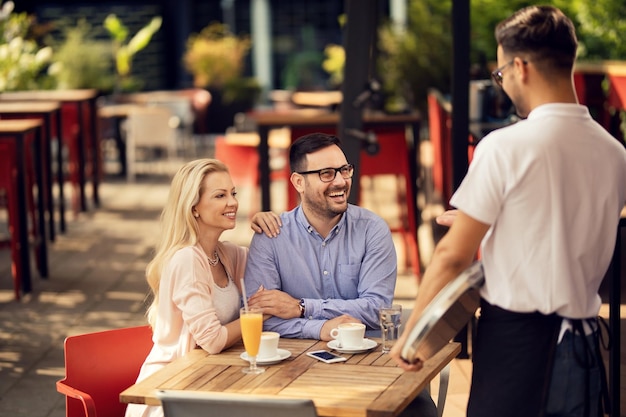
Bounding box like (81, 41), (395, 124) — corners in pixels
(0, 101), (64, 237)
(121, 338), (459, 417)
(0, 119), (47, 296)
(0, 89), (100, 212)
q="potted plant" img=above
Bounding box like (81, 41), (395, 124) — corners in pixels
(103, 14), (162, 93)
(183, 22), (260, 133)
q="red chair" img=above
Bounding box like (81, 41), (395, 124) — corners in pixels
(360, 128), (421, 277)
(56, 325), (153, 417)
(214, 135), (261, 215)
(427, 91), (453, 207)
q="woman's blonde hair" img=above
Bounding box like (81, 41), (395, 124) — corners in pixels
(145, 158), (229, 327)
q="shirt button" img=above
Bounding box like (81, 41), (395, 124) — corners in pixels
(323, 270), (328, 275)
(322, 242), (326, 247)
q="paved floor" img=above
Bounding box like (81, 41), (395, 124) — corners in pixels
(0, 150), (622, 417)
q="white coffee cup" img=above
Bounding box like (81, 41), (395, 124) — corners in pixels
(330, 323), (366, 349)
(257, 331), (280, 359)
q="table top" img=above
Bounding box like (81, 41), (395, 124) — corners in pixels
(0, 89), (99, 102)
(120, 338), (460, 417)
(248, 109), (421, 127)
(0, 119), (43, 133)
(0, 101), (61, 113)
(97, 103), (145, 119)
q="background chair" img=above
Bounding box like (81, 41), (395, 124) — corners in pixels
(124, 106), (178, 182)
(157, 390), (318, 417)
(56, 325), (153, 417)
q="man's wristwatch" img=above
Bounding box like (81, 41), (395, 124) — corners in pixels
(298, 298), (305, 318)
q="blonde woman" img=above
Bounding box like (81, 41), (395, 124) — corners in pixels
(125, 159), (279, 417)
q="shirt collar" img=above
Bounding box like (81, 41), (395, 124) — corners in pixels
(295, 205), (348, 239)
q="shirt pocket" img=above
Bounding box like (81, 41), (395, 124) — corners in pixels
(337, 263), (361, 298)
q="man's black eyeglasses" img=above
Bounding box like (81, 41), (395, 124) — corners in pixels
(297, 164), (354, 183)
(491, 59), (528, 87)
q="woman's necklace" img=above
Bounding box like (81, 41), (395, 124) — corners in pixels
(207, 250), (219, 267)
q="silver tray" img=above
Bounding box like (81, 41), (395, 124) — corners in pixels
(401, 261), (484, 363)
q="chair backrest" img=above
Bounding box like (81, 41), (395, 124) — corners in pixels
(59, 325), (153, 417)
(125, 106), (177, 150)
(214, 135), (260, 187)
(157, 390), (318, 417)
(125, 106), (178, 181)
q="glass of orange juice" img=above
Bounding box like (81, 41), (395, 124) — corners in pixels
(240, 306), (265, 374)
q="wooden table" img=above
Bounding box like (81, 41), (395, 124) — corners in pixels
(120, 339), (460, 417)
(0, 89), (100, 212)
(247, 109), (421, 215)
(0, 101), (65, 237)
(0, 119), (47, 295)
(98, 103), (145, 177)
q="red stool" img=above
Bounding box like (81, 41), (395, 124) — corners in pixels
(428, 91), (453, 207)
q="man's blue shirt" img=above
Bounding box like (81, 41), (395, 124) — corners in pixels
(244, 204), (397, 339)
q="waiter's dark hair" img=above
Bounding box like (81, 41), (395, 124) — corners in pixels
(495, 5), (577, 74)
(289, 132), (342, 173)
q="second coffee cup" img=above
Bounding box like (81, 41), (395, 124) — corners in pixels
(330, 323), (366, 349)
(257, 331), (280, 360)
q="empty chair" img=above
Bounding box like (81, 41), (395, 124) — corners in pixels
(124, 106), (177, 181)
(56, 325), (153, 417)
(157, 390), (318, 417)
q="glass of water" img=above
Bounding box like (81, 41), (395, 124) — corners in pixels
(379, 304), (402, 353)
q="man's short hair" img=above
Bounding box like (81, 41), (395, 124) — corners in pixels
(495, 5), (578, 73)
(289, 132), (342, 173)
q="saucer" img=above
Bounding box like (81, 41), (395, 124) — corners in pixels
(327, 338), (378, 354)
(240, 348), (291, 365)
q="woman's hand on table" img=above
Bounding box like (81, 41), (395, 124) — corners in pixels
(250, 211), (282, 237)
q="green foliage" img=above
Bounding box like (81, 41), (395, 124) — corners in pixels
(47, 19), (114, 91)
(281, 25), (325, 90)
(0, 1), (53, 91)
(104, 14), (162, 91)
(183, 22), (252, 89)
(322, 44), (345, 88)
(377, 0), (626, 114)
(470, 0), (626, 62)
(377, 0), (453, 113)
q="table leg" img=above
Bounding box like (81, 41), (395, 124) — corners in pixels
(44, 113), (55, 242)
(88, 98), (100, 207)
(76, 102), (87, 212)
(32, 127), (49, 278)
(259, 125), (271, 212)
(13, 135), (32, 293)
(55, 109), (66, 233)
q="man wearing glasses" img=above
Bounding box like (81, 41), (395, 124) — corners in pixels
(392, 5), (626, 417)
(245, 132), (438, 416)
(244, 132), (396, 341)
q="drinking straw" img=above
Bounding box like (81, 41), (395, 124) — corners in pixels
(241, 278), (249, 311)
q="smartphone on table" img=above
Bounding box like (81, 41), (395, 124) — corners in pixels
(306, 350), (347, 363)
